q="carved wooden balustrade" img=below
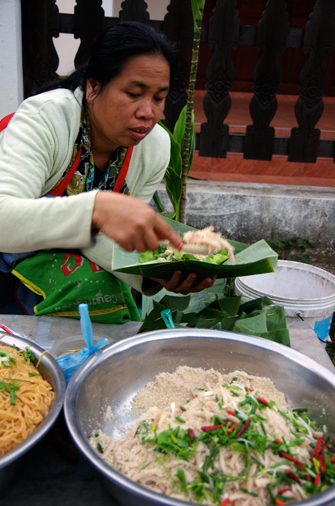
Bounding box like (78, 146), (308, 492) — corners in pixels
(20, 0), (335, 164)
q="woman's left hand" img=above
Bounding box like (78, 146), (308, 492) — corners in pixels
(151, 272), (217, 295)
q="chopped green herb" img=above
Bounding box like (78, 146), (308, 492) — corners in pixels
(96, 441), (104, 453)
(176, 467), (188, 496)
(241, 487), (258, 497)
(0, 379), (21, 405)
(23, 347), (36, 365)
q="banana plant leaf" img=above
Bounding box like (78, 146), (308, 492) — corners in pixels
(112, 217), (278, 282)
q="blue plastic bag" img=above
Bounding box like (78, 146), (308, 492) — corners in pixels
(56, 304), (109, 384)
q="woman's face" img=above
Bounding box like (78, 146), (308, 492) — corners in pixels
(86, 53), (170, 155)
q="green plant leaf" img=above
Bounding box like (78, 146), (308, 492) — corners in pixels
(159, 120), (182, 220)
(173, 105), (187, 146)
(159, 294), (191, 312)
(173, 105), (195, 176)
(160, 211), (176, 220)
(190, 0), (206, 34)
(265, 306), (288, 332)
(258, 329), (291, 347)
(232, 311), (268, 335)
(205, 295), (241, 316)
(153, 191), (165, 213)
(238, 296), (273, 315)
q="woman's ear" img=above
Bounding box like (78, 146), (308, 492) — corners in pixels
(86, 79), (100, 103)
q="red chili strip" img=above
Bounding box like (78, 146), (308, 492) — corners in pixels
(284, 470), (301, 485)
(257, 397), (268, 405)
(279, 451), (304, 467)
(227, 423), (238, 435)
(330, 458), (335, 463)
(275, 438), (282, 444)
(275, 500), (286, 506)
(227, 410), (236, 416)
(201, 424), (222, 432)
(314, 474), (320, 486)
(188, 428), (195, 442)
(311, 437), (325, 460)
(245, 387), (254, 392)
(220, 499), (230, 506)
(236, 419), (250, 438)
(318, 449), (327, 474)
(277, 488), (291, 495)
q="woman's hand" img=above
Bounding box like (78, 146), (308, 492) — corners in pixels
(151, 272), (217, 295)
(92, 191), (183, 252)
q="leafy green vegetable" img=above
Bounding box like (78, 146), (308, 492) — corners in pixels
(0, 379), (21, 405)
(0, 349), (16, 367)
(176, 467), (188, 496)
(142, 426), (195, 461)
(23, 347), (36, 365)
(139, 244), (229, 265)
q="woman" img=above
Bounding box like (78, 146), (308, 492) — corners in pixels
(0, 21), (216, 319)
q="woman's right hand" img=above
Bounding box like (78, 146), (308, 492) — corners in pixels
(92, 191), (183, 253)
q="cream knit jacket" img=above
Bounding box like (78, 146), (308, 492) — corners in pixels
(0, 87), (170, 294)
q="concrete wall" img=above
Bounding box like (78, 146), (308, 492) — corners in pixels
(0, 0), (23, 118)
(156, 180), (335, 254)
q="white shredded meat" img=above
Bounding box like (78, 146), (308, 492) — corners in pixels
(90, 369), (323, 506)
(165, 226), (235, 263)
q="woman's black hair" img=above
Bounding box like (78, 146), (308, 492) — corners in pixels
(38, 21), (177, 95)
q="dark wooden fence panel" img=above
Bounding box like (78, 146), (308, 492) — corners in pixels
(288, 0), (335, 163)
(21, 0), (60, 98)
(163, 0), (193, 132)
(243, 0), (288, 161)
(199, 0), (240, 158)
(20, 0), (335, 164)
(73, 0), (105, 68)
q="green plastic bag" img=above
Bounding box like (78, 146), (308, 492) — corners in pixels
(12, 250), (141, 323)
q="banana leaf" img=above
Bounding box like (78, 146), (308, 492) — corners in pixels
(137, 294), (290, 348)
(112, 217), (278, 282)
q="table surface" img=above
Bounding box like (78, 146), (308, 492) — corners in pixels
(0, 314), (334, 506)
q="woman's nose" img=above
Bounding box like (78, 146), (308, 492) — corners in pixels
(136, 100), (155, 120)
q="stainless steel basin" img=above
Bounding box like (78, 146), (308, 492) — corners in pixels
(64, 328), (335, 506)
(0, 334), (66, 492)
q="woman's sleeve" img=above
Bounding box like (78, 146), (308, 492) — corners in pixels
(0, 94), (97, 253)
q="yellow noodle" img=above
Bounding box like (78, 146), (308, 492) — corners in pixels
(0, 345), (55, 457)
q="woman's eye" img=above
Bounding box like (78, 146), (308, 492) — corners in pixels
(128, 92), (140, 98)
(154, 96), (164, 103)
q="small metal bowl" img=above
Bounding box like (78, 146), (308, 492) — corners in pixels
(0, 334), (66, 492)
(64, 329), (335, 506)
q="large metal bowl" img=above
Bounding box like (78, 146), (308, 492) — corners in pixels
(0, 334), (66, 492)
(64, 329), (335, 506)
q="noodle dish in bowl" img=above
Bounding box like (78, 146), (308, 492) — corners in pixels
(0, 333), (65, 492)
(64, 328), (335, 506)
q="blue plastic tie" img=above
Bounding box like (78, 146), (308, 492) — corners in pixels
(56, 303), (109, 384)
(161, 309), (175, 329)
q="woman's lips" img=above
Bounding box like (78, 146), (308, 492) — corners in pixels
(129, 128), (149, 141)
